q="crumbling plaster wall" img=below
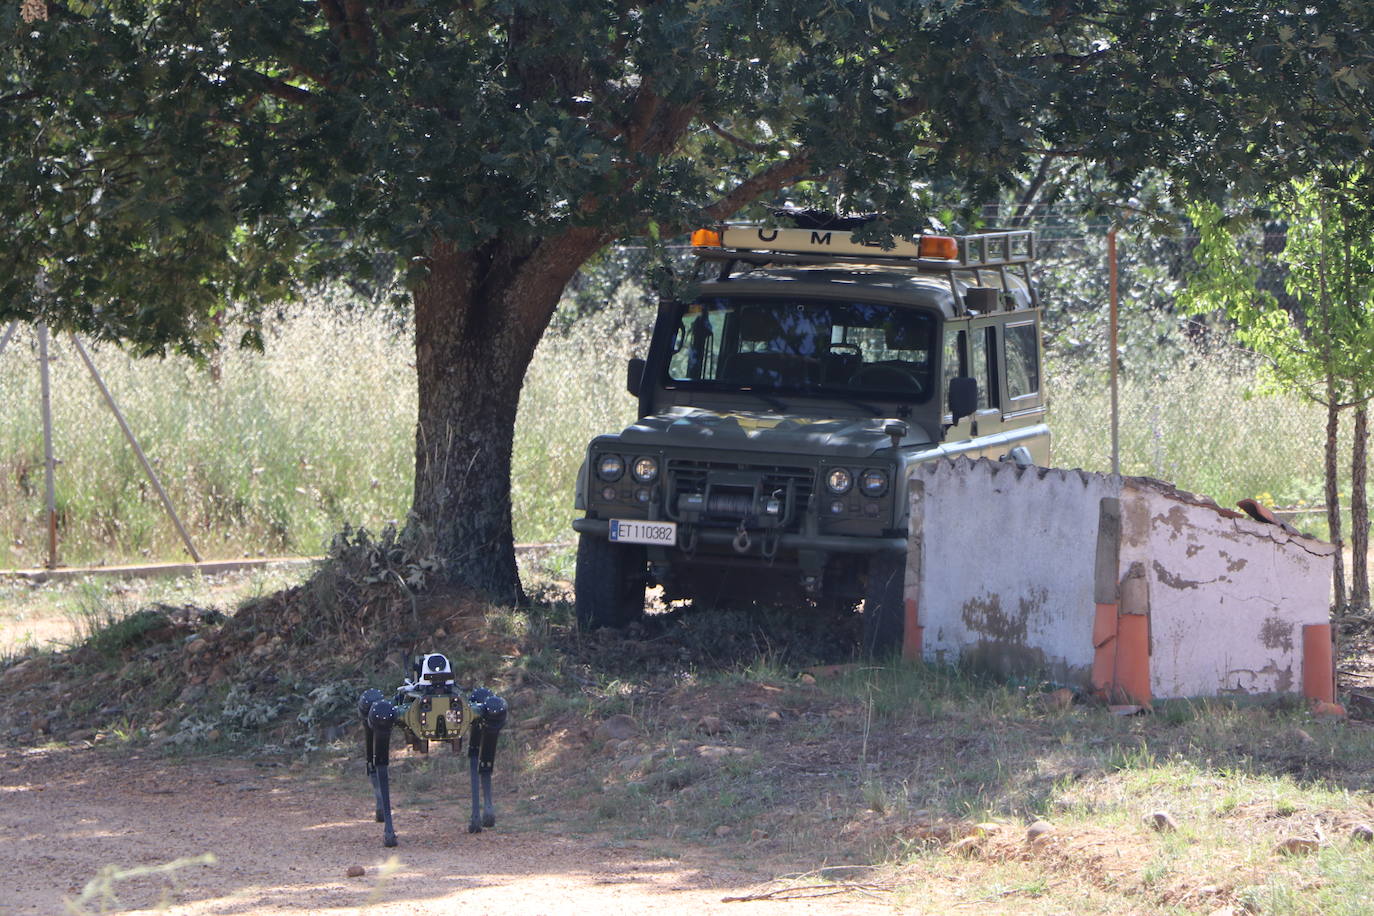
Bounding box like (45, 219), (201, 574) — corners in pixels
(909, 460), (1116, 684)
(907, 458), (1335, 699)
(1120, 481), (1334, 698)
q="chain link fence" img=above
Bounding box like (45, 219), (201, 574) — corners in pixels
(0, 227), (1347, 567)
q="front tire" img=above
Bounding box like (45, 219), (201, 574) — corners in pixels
(861, 550), (906, 658)
(574, 533), (647, 630)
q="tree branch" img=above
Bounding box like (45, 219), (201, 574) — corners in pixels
(705, 119), (770, 154)
(702, 155), (814, 223)
(1010, 152), (1058, 227)
(232, 69), (319, 108)
(343, 0), (377, 56)
(317, 0), (348, 47)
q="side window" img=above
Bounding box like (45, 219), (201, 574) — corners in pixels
(971, 325), (997, 409)
(668, 305), (722, 380)
(941, 327), (965, 397)
(1005, 321), (1041, 400)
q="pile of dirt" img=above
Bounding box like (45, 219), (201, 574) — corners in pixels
(0, 553), (520, 749)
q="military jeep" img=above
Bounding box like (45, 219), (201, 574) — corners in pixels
(571, 221), (1049, 655)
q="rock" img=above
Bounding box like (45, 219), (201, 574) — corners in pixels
(594, 714), (638, 741)
(1276, 836), (1320, 855)
(948, 835), (984, 857)
(345, 865), (365, 878)
(176, 684), (206, 706)
(1037, 688), (1075, 712)
(763, 710), (782, 724)
(696, 715), (725, 735)
(695, 744), (748, 761)
(1351, 823), (1374, 842)
(1026, 820), (1055, 843)
(714, 825), (733, 838)
(799, 673), (817, 685)
(1144, 811), (1178, 832)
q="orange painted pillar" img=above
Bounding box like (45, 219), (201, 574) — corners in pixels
(902, 598), (923, 661)
(1114, 613), (1151, 705)
(1090, 603), (1118, 693)
(1302, 624), (1335, 704)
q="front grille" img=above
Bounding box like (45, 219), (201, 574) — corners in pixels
(665, 458), (816, 530)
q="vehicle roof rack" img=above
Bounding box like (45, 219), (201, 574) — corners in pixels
(690, 224), (1039, 312)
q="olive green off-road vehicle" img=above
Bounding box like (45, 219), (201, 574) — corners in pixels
(572, 220), (1049, 655)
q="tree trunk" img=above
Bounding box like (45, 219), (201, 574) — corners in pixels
(1352, 400), (1369, 612)
(1325, 390), (1346, 612)
(409, 231), (607, 603)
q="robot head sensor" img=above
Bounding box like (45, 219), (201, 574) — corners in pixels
(416, 653), (453, 685)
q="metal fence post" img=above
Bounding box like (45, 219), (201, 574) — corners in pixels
(69, 335), (202, 563)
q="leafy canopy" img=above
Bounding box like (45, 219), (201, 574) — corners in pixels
(1182, 174), (1374, 407)
(4, 0), (1373, 353)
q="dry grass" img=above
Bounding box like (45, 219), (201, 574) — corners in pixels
(0, 273), (1343, 569)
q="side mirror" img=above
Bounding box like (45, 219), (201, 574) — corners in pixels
(947, 376), (978, 424)
(626, 357), (646, 397)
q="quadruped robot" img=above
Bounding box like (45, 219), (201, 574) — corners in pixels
(357, 653), (508, 846)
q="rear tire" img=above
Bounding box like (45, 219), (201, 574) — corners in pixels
(574, 533), (647, 630)
(861, 550), (906, 658)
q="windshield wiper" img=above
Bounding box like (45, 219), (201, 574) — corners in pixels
(834, 396), (884, 416)
(736, 389), (789, 412)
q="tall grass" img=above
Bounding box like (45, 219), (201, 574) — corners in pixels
(0, 300), (415, 566)
(1048, 347), (1330, 514)
(0, 283), (1338, 568)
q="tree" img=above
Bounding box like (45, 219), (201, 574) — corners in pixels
(1182, 177), (1374, 613)
(4, 1), (1374, 602)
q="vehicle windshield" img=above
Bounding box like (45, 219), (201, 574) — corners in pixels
(665, 296), (936, 403)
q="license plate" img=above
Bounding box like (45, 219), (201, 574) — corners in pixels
(609, 519), (677, 546)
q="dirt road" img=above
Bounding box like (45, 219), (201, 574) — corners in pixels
(3, 744), (894, 916)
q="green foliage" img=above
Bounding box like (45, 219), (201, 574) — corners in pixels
(1180, 180), (1374, 407)
(4, 1), (1374, 355)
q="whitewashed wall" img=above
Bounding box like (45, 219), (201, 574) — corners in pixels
(906, 458), (1335, 700)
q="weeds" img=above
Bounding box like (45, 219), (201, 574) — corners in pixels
(0, 278), (1350, 571)
(64, 853), (217, 915)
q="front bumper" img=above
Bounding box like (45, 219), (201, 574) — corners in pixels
(572, 517), (906, 554)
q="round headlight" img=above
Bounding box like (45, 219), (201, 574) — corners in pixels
(596, 454), (625, 482)
(859, 469), (889, 497)
(826, 467), (853, 495)
(632, 456), (659, 483)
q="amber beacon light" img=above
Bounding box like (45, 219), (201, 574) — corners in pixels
(690, 228), (722, 248)
(918, 235), (958, 260)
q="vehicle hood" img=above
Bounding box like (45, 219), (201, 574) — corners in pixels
(611, 407), (935, 458)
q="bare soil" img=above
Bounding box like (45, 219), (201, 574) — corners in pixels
(3, 743), (900, 916)
(6, 568), (1374, 916)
